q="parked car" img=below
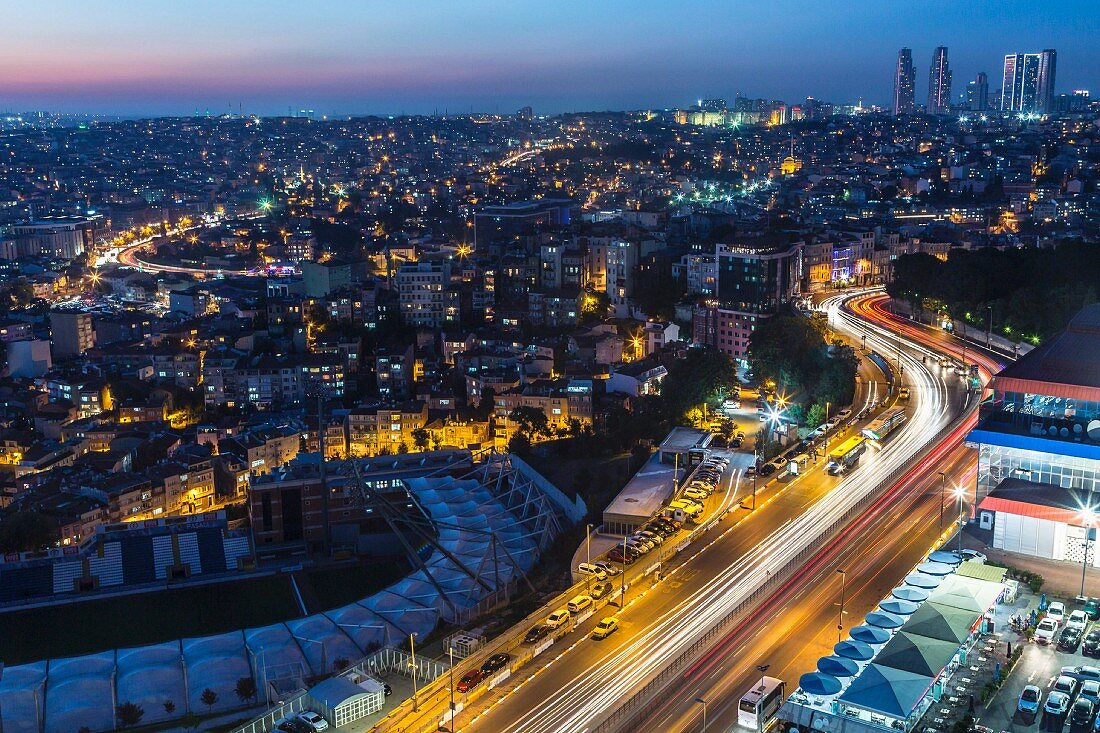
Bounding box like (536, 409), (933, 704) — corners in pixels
(594, 560), (621, 576)
(1080, 680), (1100, 706)
(297, 712), (329, 732)
(1018, 685), (1042, 715)
(277, 720), (313, 733)
(1055, 675), (1079, 698)
(524, 625), (551, 644)
(1036, 618), (1060, 644)
(758, 463), (776, 477)
(1070, 610), (1091, 631)
(1083, 630), (1100, 657)
(577, 563), (608, 581)
(590, 580), (613, 599)
(608, 548), (634, 565)
(591, 616), (619, 640)
(545, 609), (570, 629)
(456, 669), (485, 693)
(1048, 602), (1068, 624)
(684, 488), (709, 501)
(836, 409), (852, 421)
(1072, 698), (1095, 727)
(1045, 691), (1071, 717)
(954, 548), (987, 564)
(480, 653), (511, 675)
(1086, 598), (1100, 620)
(1062, 666), (1100, 684)
(1060, 625), (1084, 652)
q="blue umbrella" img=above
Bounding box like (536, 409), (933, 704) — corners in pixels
(850, 625), (890, 645)
(928, 550), (961, 565)
(800, 672), (842, 696)
(916, 561), (955, 576)
(879, 598), (919, 616)
(866, 610), (905, 629)
(905, 572), (942, 589)
(818, 656), (859, 677)
(834, 639), (875, 661)
(892, 586), (930, 602)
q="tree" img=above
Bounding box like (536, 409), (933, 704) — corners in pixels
(397, 440), (410, 454)
(411, 427), (430, 451)
(116, 702), (145, 728)
(660, 348), (738, 421)
(806, 403), (826, 429)
(234, 677), (258, 704)
(200, 688), (219, 713)
(163, 700), (176, 715)
(507, 432), (532, 457)
(333, 657), (350, 671)
(509, 406), (550, 439)
(0, 511), (57, 553)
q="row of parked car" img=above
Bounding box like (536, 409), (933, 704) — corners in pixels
(1018, 599), (1100, 728)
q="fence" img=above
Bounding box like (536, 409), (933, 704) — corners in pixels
(232, 694), (308, 733)
(592, 403), (976, 733)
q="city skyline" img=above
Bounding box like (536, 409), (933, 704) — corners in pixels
(0, 0), (1097, 116)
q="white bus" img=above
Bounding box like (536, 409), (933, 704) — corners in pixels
(862, 407), (907, 443)
(738, 676), (786, 731)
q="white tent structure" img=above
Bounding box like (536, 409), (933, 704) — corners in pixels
(116, 642), (186, 724)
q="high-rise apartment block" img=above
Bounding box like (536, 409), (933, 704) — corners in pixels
(1001, 49), (1057, 113)
(893, 48), (916, 115)
(927, 46), (952, 115)
(967, 72), (989, 111)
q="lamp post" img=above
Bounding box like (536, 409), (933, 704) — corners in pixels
(836, 569), (847, 643)
(409, 632), (419, 712)
(955, 487), (967, 555)
(620, 534), (628, 607)
(824, 402), (831, 455)
(694, 697), (707, 732)
(938, 472), (947, 532)
(585, 523), (594, 592)
(987, 304), (993, 349)
(1080, 509), (1096, 600)
(448, 644), (456, 733)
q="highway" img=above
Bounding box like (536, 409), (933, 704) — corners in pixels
(629, 291), (1009, 732)
(434, 291), (968, 733)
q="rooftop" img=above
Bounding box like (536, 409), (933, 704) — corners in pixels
(995, 304), (1100, 392)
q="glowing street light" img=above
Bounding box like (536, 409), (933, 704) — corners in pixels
(954, 486), (967, 554)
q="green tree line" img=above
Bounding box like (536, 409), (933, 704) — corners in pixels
(887, 241), (1100, 340)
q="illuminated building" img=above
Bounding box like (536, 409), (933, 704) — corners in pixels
(1001, 50), (1055, 113)
(926, 46), (952, 115)
(893, 48), (916, 115)
(966, 72), (989, 111)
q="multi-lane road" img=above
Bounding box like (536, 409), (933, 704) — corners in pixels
(429, 290), (972, 733)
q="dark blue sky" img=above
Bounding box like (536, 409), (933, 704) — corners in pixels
(1, 0), (1096, 116)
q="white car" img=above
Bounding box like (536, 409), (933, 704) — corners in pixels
(954, 548), (987, 564)
(684, 488), (709, 501)
(1069, 610), (1090, 631)
(594, 560), (621, 576)
(577, 563), (608, 581)
(298, 711), (330, 731)
(1048, 602), (1068, 624)
(1036, 618), (1060, 644)
(836, 409), (852, 421)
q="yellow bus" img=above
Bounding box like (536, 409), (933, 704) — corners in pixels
(827, 436), (866, 474)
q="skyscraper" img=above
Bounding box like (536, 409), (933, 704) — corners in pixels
(893, 48), (916, 115)
(927, 46), (952, 115)
(966, 72), (989, 111)
(1002, 49), (1057, 113)
(1037, 49), (1057, 114)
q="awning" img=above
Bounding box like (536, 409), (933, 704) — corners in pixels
(892, 586), (930, 603)
(850, 625), (891, 645)
(916, 561), (955, 576)
(839, 663), (934, 718)
(835, 639), (875, 661)
(904, 572), (942, 589)
(866, 610), (906, 629)
(818, 656), (860, 678)
(800, 672), (842, 696)
(879, 599), (920, 616)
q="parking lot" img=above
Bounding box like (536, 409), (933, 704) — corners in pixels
(977, 597), (1100, 733)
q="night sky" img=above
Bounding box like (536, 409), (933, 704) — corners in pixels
(2, 0), (1096, 116)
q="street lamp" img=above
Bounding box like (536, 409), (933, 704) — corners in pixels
(694, 697), (707, 732)
(954, 486), (967, 555)
(836, 569), (847, 643)
(409, 632), (419, 712)
(937, 472), (947, 532)
(986, 304), (994, 349)
(1080, 508), (1097, 600)
(585, 523), (594, 592)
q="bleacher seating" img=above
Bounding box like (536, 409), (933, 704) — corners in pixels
(195, 528), (228, 574)
(223, 535), (251, 570)
(176, 533), (202, 576)
(52, 559), (84, 594)
(88, 543), (124, 587)
(0, 564), (52, 602)
(152, 535), (174, 580)
(119, 535), (156, 585)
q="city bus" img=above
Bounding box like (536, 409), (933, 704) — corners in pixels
(862, 407), (907, 443)
(827, 436), (866, 475)
(738, 676), (787, 731)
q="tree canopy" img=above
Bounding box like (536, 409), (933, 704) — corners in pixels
(887, 241), (1100, 340)
(660, 347), (739, 420)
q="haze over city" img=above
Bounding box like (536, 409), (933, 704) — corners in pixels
(2, 0), (1098, 115)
